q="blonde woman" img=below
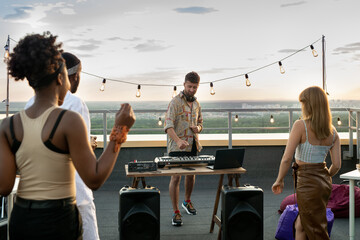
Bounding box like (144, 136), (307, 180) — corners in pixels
(272, 86), (341, 240)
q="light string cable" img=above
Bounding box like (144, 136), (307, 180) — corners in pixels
(81, 37), (322, 87)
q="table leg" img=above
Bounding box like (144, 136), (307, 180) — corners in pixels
(235, 174), (240, 187)
(227, 174), (233, 187)
(349, 179), (355, 240)
(210, 174), (224, 233)
(141, 177), (146, 188)
(132, 177), (139, 188)
(131, 177), (147, 188)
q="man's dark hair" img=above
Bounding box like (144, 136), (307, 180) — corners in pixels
(61, 52), (80, 74)
(8, 32), (63, 90)
(185, 71), (200, 84)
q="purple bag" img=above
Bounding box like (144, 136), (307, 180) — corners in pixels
(275, 204), (334, 240)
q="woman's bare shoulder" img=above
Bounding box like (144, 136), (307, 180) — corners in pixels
(292, 119), (305, 131)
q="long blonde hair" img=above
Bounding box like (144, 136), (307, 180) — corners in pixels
(299, 86), (333, 140)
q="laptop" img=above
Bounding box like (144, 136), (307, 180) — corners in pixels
(207, 148), (245, 170)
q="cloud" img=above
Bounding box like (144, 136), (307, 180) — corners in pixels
(75, 53), (94, 58)
(278, 49), (305, 53)
(104, 69), (182, 86)
(107, 37), (141, 42)
(3, 6), (33, 20)
(174, 6), (218, 14)
(353, 53), (360, 61)
(72, 44), (99, 51)
(134, 40), (172, 52)
(333, 42), (360, 55)
(66, 39), (101, 51)
(3, 3), (76, 27)
(58, 7), (76, 15)
(200, 67), (247, 74)
(280, 1), (307, 8)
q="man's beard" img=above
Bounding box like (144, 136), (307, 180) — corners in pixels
(184, 90), (194, 97)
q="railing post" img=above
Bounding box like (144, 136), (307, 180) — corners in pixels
(348, 110), (354, 158)
(166, 134), (169, 154)
(103, 112), (107, 149)
(357, 111), (360, 160)
(289, 110), (293, 133)
(228, 112), (232, 149)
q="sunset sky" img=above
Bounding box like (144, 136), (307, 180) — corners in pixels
(1, 0), (360, 103)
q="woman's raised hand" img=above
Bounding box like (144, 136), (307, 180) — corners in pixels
(115, 103), (136, 128)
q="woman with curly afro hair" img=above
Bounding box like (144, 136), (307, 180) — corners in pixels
(0, 32), (136, 240)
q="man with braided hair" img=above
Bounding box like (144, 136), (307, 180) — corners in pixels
(25, 52), (100, 240)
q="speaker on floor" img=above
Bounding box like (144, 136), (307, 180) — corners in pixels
(118, 186), (160, 240)
(221, 185), (263, 240)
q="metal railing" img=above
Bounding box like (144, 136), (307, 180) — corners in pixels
(2, 107), (359, 158)
(88, 107), (351, 147)
(346, 108), (360, 160)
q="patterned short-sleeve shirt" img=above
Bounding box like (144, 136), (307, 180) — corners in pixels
(164, 91), (203, 153)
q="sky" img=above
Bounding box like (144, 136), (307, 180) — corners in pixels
(0, 0), (360, 103)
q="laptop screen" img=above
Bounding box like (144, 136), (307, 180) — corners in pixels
(211, 148), (245, 169)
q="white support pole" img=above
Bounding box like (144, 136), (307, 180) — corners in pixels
(322, 35), (326, 91)
(228, 112), (232, 149)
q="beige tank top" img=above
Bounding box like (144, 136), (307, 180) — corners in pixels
(16, 106), (75, 200)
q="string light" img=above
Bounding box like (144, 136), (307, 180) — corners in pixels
(270, 115), (274, 123)
(136, 85), (141, 98)
(158, 117), (162, 126)
(210, 82), (215, 95)
(310, 45), (318, 57)
(76, 37), (321, 93)
(4, 44), (9, 61)
(172, 86), (177, 98)
(245, 74), (251, 87)
(278, 61), (285, 74)
(337, 117), (342, 126)
(99, 79), (106, 91)
(234, 114), (239, 122)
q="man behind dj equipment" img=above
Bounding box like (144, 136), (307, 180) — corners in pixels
(164, 71), (203, 226)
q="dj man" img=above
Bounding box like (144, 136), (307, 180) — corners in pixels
(164, 71), (203, 226)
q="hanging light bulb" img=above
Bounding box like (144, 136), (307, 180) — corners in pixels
(337, 117), (342, 126)
(310, 45), (318, 57)
(136, 84), (141, 98)
(270, 115), (274, 123)
(158, 117), (162, 126)
(172, 86), (177, 98)
(99, 79), (106, 91)
(245, 74), (251, 87)
(234, 114), (239, 122)
(210, 82), (215, 95)
(4, 44), (9, 60)
(278, 61), (285, 74)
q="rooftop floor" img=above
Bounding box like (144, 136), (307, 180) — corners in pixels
(93, 155), (359, 240)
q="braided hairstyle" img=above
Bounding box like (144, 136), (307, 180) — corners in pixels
(8, 31), (64, 90)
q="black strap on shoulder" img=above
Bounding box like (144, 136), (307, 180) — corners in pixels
(48, 110), (67, 140)
(10, 115), (16, 140)
(10, 115), (21, 154)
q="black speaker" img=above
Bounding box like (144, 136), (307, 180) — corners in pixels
(118, 186), (160, 240)
(221, 185), (263, 240)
